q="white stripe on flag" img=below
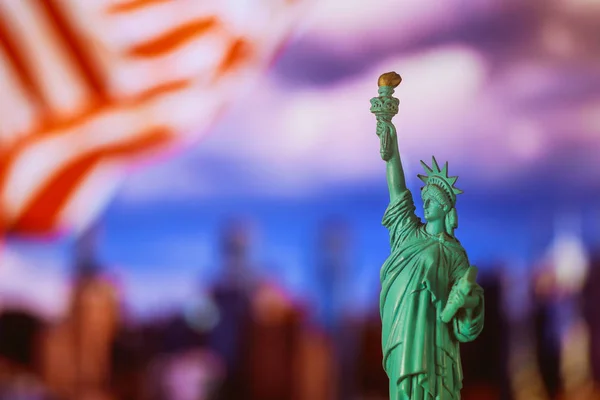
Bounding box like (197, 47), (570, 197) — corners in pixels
(0, 46), (39, 143)
(56, 160), (124, 235)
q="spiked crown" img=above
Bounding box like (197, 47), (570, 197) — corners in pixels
(418, 156), (463, 207)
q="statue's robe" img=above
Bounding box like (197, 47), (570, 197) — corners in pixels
(380, 190), (484, 400)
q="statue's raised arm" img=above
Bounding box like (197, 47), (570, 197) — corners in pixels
(370, 72), (406, 202)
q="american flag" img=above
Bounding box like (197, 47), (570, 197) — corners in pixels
(0, 0), (305, 236)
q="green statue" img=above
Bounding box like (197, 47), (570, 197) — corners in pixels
(370, 72), (484, 400)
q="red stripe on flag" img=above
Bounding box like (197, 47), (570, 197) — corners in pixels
(0, 11), (47, 114)
(38, 0), (108, 101)
(106, 0), (173, 14)
(215, 38), (253, 77)
(8, 127), (173, 235)
(127, 18), (218, 58)
(129, 79), (190, 103)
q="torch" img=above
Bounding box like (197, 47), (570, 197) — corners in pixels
(370, 72), (402, 161)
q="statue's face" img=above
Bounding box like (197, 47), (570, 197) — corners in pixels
(423, 194), (446, 222)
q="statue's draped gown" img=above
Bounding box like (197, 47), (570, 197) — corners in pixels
(380, 190), (484, 400)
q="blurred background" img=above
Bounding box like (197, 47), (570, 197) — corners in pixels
(0, 0), (599, 399)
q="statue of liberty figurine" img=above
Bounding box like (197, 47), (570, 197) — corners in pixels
(370, 72), (485, 400)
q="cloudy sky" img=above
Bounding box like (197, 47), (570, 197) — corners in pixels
(119, 0), (600, 200)
(5, 0), (600, 318)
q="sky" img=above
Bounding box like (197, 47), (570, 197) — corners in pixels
(3, 0), (600, 319)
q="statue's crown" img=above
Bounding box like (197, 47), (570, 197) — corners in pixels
(418, 156), (463, 206)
